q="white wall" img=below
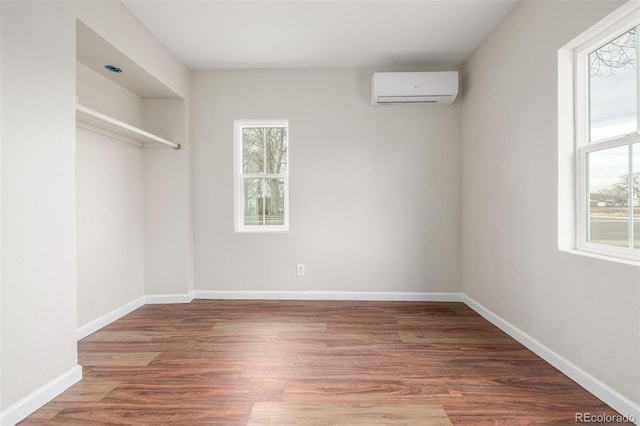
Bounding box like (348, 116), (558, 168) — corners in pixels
(75, 64), (146, 328)
(461, 0), (639, 412)
(76, 62), (143, 127)
(0, 0), (191, 420)
(192, 68), (461, 295)
(1, 1), (79, 414)
(143, 100), (192, 297)
(76, 128), (145, 327)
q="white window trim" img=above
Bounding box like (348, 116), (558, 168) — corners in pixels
(572, 7), (640, 263)
(234, 119), (290, 233)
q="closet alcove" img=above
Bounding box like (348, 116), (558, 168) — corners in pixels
(75, 20), (190, 336)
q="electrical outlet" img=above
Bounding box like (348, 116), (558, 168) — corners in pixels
(296, 264), (305, 277)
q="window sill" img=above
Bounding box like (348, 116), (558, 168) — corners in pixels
(235, 227), (289, 234)
(559, 247), (640, 267)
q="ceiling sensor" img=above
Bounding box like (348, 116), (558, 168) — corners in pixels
(104, 64), (122, 73)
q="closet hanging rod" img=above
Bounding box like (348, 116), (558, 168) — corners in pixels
(76, 104), (182, 150)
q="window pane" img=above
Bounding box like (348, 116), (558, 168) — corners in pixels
(243, 178), (285, 227)
(242, 128), (264, 174)
(589, 27), (637, 142)
(265, 127), (288, 174)
(634, 144), (640, 248)
(264, 178), (285, 226)
(588, 146), (629, 247)
(244, 178), (264, 226)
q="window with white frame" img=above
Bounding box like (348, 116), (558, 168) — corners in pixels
(575, 13), (639, 261)
(234, 120), (289, 232)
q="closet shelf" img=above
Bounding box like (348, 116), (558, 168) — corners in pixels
(75, 104), (181, 150)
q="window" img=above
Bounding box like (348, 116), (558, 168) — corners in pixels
(234, 120), (289, 232)
(575, 12), (639, 261)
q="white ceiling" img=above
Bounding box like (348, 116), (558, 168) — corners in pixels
(123, 0), (518, 70)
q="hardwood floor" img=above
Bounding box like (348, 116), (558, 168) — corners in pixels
(20, 300), (628, 425)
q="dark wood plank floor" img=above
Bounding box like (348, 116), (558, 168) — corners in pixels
(20, 300), (628, 425)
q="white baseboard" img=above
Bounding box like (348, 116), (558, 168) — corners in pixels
(145, 293), (194, 304)
(75, 291), (460, 341)
(462, 294), (640, 424)
(192, 290), (463, 302)
(0, 364), (82, 426)
(76, 296), (145, 340)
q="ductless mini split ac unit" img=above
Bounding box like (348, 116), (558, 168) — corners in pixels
(370, 71), (459, 106)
